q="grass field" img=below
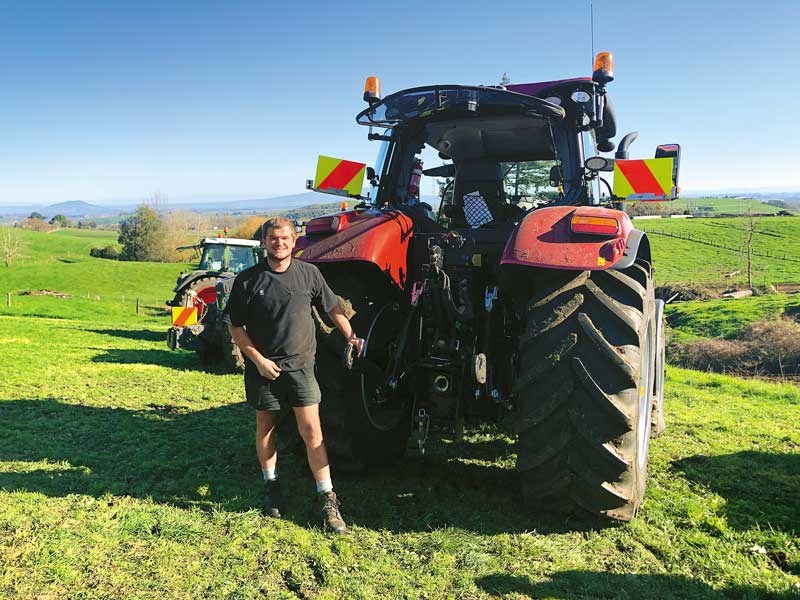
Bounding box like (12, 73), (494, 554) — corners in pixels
(0, 229), (798, 598)
(665, 295), (800, 343)
(1, 226), (192, 310)
(636, 216), (800, 286)
(666, 197), (789, 216)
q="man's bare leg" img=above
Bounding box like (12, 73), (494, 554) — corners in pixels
(292, 404), (330, 483)
(257, 409), (283, 517)
(255, 409), (278, 472)
(293, 404), (346, 533)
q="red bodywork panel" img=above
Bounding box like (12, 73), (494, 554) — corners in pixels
(295, 210), (413, 290)
(196, 286), (217, 306)
(500, 206), (633, 270)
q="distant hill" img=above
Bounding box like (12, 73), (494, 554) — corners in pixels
(42, 200), (127, 218)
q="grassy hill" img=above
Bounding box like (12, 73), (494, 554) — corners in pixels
(667, 196), (789, 215)
(637, 216), (800, 286)
(0, 227), (193, 314)
(0, 216), (798, 597)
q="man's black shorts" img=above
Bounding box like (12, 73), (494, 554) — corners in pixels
(244, 363), (321, 411)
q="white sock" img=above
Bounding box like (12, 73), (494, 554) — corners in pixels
(262, 468), (277, 481)
(315, 478), (333, 494)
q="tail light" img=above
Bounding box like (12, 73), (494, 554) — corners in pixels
(570, 214), (620, 236)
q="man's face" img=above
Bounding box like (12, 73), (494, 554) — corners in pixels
(264, 226), (296, 261)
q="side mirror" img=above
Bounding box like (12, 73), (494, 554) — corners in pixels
(549, 165), (563, 187)
(366, 166), (379, 186)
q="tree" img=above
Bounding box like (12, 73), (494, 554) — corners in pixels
(118, 204), (168, 261)
(1, 227), (25, 267)
(502, 161), (554, 198)
(49, 214), (72, 228)
(28, 211), (45, 220)
(499, 72), (511, 86)
(233, 215), (268, 240)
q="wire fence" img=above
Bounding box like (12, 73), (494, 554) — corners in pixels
(646, 230), (800, 264)
(3, 290), (169, 316)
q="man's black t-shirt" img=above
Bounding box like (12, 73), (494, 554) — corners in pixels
(223, 259), (339, 371)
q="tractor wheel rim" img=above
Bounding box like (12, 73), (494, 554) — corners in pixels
(637, 320), (655, 469)
(360, 303), (410, 431)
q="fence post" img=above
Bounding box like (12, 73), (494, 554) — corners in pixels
(136, 298), (140, 315)
(6, 293), (10, 307)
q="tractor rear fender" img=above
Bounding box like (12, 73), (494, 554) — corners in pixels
(295, 210), (414, 290)
(171, 271), (220, 297)
(500, 205), (647, 271)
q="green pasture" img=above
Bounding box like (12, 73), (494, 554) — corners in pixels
(665, 295), (800, 343)
(636, 216), (800, 286)
(0, 226), (192, 309)
(665, 197), (788, 216)
(0, 226), (798, 598)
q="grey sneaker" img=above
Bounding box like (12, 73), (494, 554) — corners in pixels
(263, 479), (284, 518)
(320, 491), (347, 534)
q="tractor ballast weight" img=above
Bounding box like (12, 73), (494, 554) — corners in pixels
(295, 53), (680, 520)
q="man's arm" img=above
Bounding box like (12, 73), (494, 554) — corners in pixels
(228, 324), (282, 380)
(327, 303), (365, 356)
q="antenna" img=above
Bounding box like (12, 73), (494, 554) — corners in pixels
(590, 3), (595, 64)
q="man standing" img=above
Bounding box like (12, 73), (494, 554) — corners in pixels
(224, 217), (362, 534)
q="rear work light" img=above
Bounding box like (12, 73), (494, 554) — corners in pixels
(570, 215), (620, 236)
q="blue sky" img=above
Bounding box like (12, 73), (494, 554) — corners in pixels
(1, 0), (798, 205)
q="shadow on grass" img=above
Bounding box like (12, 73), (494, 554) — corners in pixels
(91, 348), (215, 372)
(0, 398), (608, 535)
(674, 451), (799, 535)
(476, 571), (798, 600)
(89, 328), (167, 343)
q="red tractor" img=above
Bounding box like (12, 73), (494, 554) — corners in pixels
(292, 54), (679, 520)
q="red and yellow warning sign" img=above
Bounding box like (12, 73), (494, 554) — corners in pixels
(171, 306), (198, 326)
(613, 158), (676, 201)
(313, 155), (366, 198)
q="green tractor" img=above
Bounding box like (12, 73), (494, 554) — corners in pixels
(166, 236), (262, 370)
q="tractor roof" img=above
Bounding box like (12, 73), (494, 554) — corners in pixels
(201, 237), (261, 247)
(356, 85), (566, 128)
(505, 77), (593, 98)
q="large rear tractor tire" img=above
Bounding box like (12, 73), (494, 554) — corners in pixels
(513, 261), (657, 521)
(220, 324), (245, 373)
(313, 297), (413, 472)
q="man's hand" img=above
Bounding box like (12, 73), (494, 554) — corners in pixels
(256, 357), (282, 380)
(347, 332), (365, 357)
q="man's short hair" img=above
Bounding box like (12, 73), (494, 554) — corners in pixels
(261, 217), (297, 240)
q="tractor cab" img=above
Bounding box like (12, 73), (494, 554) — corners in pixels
(196, 237), (261, 274)
(355, 75), (620, 217)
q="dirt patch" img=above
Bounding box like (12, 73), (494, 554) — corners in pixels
(775, 284), (800, 294)
(19, 289), (69, 298)
(655, 284), (712, 302)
